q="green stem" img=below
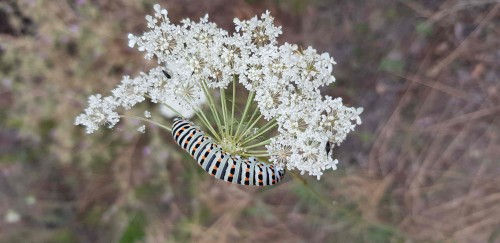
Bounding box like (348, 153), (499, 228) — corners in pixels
(162, 103), (184, 118)
(120, 115), (172, 132)
(243, 139), (272, 149)
(245, 150), (268, 153)
(220, 87), (228, 137)
(230, 78), (236, 136)
(236, 112), (262, 142)
(241, 153), (272, 157)
(192, 105), (221, 142)
(145, 94), (184, 118)
(234, 90), (255, 138)
(201, 80), (223, 134)
(241, 119), (277, 145)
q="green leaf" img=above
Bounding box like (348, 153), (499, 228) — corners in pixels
(378, 59), (405, 74)
(416, 21), (433, 36)
(119, 211), (147, 243)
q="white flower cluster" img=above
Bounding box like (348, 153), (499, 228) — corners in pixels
(75, 4), (363, 179)
(267, 95), (363, 179)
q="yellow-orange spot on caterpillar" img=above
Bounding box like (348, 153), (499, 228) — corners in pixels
(231, 164), (235, 169)
(246, 168), (250, 172)
(245, 178), (249, 181)
(259, 172), (263, 175)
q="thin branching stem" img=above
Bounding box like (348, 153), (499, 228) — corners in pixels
(243, 149), (276, 157)
(243, 139), (272, 149)
(245, 150), (268, 153)
(236, 113), (262, 142)
(120, 115), (172, 132)
(220, 87), (228, 137)
(145, 94), (184, 118)
(230, 78), (236, 136)
(241, 153), (272, 157)
(241, 119), (277, 145)
(235, 98), (260, 141)
(192, 105), (221, 142)
(201, 80), (223, 134)
(162, 103), (184, 118)
(234, 90), (255, 138)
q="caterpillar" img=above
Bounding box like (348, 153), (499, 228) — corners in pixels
(172, 117), (285, 186)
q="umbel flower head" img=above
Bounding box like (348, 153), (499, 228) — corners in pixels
(75, 4), (363, 180)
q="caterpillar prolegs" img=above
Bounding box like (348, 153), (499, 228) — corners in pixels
(172, 118), (285, 186)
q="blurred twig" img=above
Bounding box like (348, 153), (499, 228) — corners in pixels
(396, 74), (470, 100)
(422, 105), (500, 131)
(427, 4), (500, 77)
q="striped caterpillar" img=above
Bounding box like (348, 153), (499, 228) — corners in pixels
(172, 117), (285, 186)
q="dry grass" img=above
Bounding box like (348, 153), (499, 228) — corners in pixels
(1, 0), (499, 242)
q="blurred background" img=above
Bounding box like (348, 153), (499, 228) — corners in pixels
(1, 0), (499, 242)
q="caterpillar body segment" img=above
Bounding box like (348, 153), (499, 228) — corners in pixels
(172, 118), (285, 186)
